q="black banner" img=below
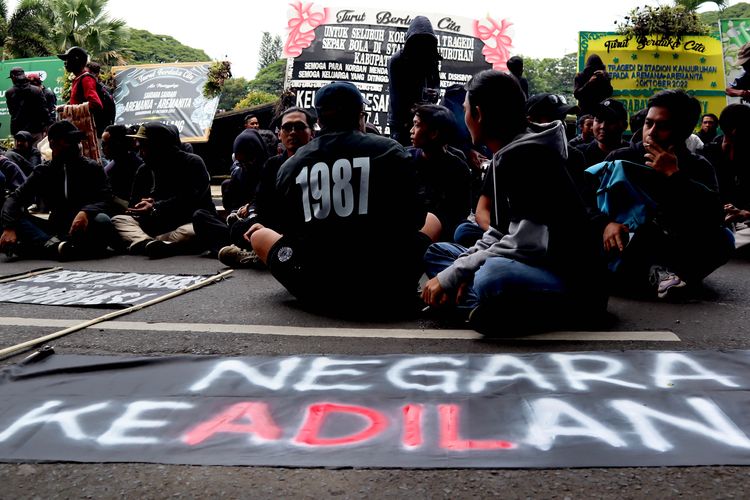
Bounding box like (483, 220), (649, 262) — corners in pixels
(284, 6), (509, 134)
(112, 63), (220, 142)
(2, 351), (750, 467)
(0, 270), (208, 307)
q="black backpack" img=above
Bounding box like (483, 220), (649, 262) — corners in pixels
(75, 72), (116, 133)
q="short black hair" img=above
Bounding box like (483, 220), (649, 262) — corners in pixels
(719, 104), (750, 134)
(258, 129), (280, 156)
(647, 90), (702, 142)
(507, 56), (523, 76)
(466, 70), (527, 141)
(280, 106), (317, 129)
(629, 108), (648, 133)
(701, 113), (719, 123)
(103, 124), (128, 148)
(413, 104), (456, 145)
(244, 114), (257, 123)
(577, 114), (594, 127)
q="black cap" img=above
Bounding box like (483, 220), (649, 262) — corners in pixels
(57, 46), (88, 62)
(13, 131), (34, 142)
(8, 67), (24, 79)
(127, 122), (177, 146)
(314, 82), (371, 111)
(594, 98), (628, 123)
(47, 120), (85, 143)
(526, 93), (580, 121)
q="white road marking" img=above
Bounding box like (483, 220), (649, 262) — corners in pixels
(0, 317), (680, 341)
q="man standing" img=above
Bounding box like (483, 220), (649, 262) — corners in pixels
(0, 121), (114, 260)
(27, 73), (57, 124)
(5, 67), (50, 144)
(249, 82), (439, 314)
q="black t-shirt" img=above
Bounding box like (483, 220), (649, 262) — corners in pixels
(275, 130), (425, 291)
(578, 140), (629, 168)
(730, 71), (750, 102)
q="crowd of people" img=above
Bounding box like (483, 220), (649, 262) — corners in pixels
(1, 30), (749, 334)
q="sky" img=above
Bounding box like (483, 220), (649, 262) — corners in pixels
(7, 0), (740, 79)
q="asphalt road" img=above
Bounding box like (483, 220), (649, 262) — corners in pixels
(1, 251), (750, 498)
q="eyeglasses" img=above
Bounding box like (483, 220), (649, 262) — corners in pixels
(281, 122), (309, 132)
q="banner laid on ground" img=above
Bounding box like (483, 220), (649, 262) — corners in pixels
(0, 57), (64, 137)
(0, 270), (208, 308)
(720, 19), (750, 105)
(284, 2), (508, 134)
(111, 63), (219, 142)
(2, 351), (750, 467)
(578, 32), (727, 117)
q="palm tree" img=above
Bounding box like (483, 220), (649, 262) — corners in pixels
(0, 0), (54, 60)
(46, 0), (128, 65)
(674, 0), (727, 12)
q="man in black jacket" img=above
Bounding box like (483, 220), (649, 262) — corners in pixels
(3, 131), (42, 177)
(249, 82), (439, 314)
(0, 121), (114, 260)
(5, 67), (50, 145)
(594, 90), (733, 298)
(111, 122), (215, 258)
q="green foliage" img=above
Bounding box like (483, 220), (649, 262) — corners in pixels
(0, 0), (54, 59)
(524, 53), (577, 104)
(674, 0), (726, 11)
(616, 5), (711, 44)
(248, 58), (286, 95)
(700, 2), (750, 25)
(46, 0), (129, 65)
(258, 31), (282, 70)
(121, 28), (210, 65)
(234, 90), (277, 110)
(203, 60), (232, 99)
(218, 77), (251, 111)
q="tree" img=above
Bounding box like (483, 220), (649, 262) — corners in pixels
(616, 5), (711, 43)
(258, 31), (282, 71)
(234, 90), (277, 110)
(0, 0), (53, 60)
(45, 0), (128, 65)
(674, 0), (726, 11)
(524, 53), (577, 104)
(218, 77), (251, 111)
(248, 58), (285, 95)
(122, 28), (210, 65)
(700, 2), (750, 25)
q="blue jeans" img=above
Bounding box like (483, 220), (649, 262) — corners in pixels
(424, 242), (568, 311)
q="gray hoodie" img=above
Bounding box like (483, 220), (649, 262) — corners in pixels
(437, 121), (570, 291)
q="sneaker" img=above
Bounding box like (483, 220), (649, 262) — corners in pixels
(226, 212), (240, 225)
(649, 265), (687, 299)
(218, 244), (263, 269)
(57, 241), (81, 261)
(144, 239), (174, 259)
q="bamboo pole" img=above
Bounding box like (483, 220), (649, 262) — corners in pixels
(0, 267), (63, 285)
(0, 269), (234, 359)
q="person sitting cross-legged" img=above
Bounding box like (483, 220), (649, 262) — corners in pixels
(586, 90), (734, 299)
(422, 71), (608, 335)
(248, 82), (440, 316)
(111, 122), (215, 259)
(0, 120), (115, 260)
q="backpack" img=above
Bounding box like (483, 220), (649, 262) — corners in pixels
(75, 72), (116, 133)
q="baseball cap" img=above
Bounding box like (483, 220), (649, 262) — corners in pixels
(47, 120), (85, 143)
(738, 42), (750, 66)
(526, 93), (580, 121)
(127, 122), (177, 145)
(593, 98), (628, 123)
(57, 46), (88, 62)
(13, 131), (34, 142)
(8, 67), (24, 79)
(314, 82), (371, 111)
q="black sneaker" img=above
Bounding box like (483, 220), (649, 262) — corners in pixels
(144, 240), (174, 259)
(57, 241), (80, 261)
(649, 265), (687, 300)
